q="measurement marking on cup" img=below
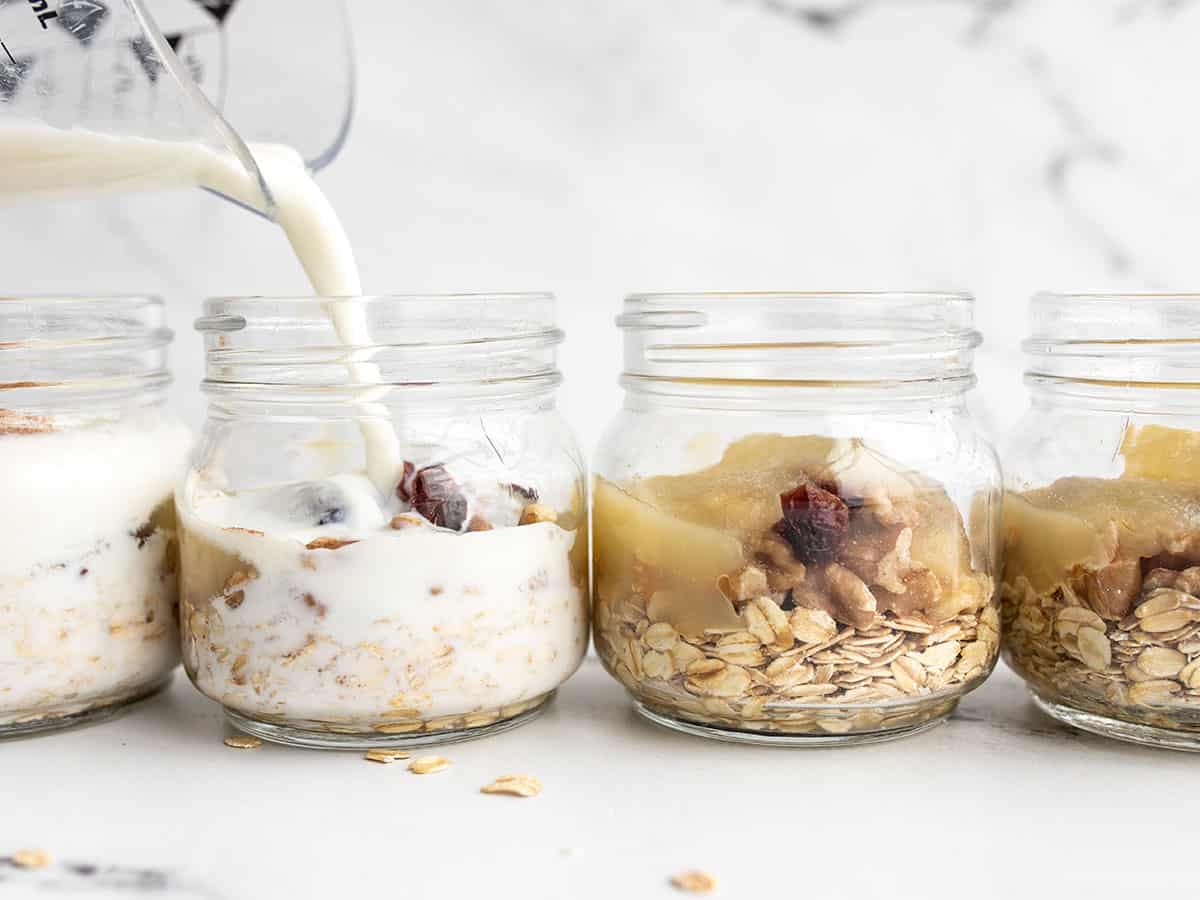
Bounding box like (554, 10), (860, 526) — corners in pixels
(0, 41), (15, 65)
(26, 1), (59, 30)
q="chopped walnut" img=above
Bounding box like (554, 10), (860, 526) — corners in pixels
(824, 563), (878, 629)
(305, 537), (359, 551)
(519, 503), (558, 525)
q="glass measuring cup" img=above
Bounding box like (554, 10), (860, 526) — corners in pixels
(0, 0), (354, 214)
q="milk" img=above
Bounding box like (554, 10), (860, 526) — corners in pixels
(0, 414), (191, 727)
(178, 477), (587, 726)
(0, 124), (400, 493)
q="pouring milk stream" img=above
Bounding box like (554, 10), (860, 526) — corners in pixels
(0, 124), (402, 494)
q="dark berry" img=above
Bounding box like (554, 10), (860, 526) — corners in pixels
(396, 461), (418, 503)
(774, 481), (849, 564)
(316, 506), (345, 526)
(410, 464), (468, 531)
(289, 482), (347, 528)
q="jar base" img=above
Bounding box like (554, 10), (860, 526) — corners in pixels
(632, 699), (954, 747)
(0, 673), (173, 740)
(224, 693), (553, 750)
(1031, 692), (1200, 753)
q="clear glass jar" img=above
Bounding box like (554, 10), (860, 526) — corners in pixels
(593, 292), (1001, 745)
(1003, 293), (1200, 751)
(0, 296), (190, 737)
(178, 294), (589, 749)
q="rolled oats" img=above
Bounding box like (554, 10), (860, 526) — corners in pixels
(481, 774), (542, 798)
(223, 734), (263, 750)
(1075, 627), (1112, 672)
(1136, 646), (1187, 679)
(644, 622), (679, 652)
(670, 870), (717, 894)
(915, 640), (960, 672)
(364, 749), (411, 764)
(1004, 476), (1200, 733)
(684, 661), (752, 698)
(11, 849), (51, 869)
(789, 608), (838, 644)
(1140, 609), (1196, 634)
(408, 755), (450, 775)
(719, 566), (770, 602)
(642, 650), (675, 679)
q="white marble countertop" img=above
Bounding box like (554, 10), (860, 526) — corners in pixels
(3, 658), (1195, 900)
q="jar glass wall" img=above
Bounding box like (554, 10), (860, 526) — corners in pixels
(1002, 293), (1200, 751)
(178, 295), (589, 749)
(593, 292), (1001, 745)
(0, 296), (189, 737)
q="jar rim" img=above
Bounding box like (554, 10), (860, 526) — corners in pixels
(1025, 292), (1200, 392)
(0, 295), (172, 411)
(197, 293), (563, 397)
(197, 293), (558, 346)
(202, 291), (555, 305)
(617, 290), (980, 396)
(0, 295), (171, 349)
(0, 294), (161, 303)
(1034, 291), (1200, 303)
(624, 290), (973, 304)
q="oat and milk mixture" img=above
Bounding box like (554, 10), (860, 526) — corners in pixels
(1, 125), (588, 738)
(0, 410), (191, 729)
(179, 467), (588, 733)
(593, 434), (997, 736)
(1003, 424), (1200, 731)
(165, 133), (587, 735)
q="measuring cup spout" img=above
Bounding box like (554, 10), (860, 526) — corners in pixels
(123, 0), (274, 217)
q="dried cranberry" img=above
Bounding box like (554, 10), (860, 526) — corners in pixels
(773, 481), (849, 564)
(410, 464), (468, 531)
(816, 478), (863, 510)
(396, 461), (418, 503)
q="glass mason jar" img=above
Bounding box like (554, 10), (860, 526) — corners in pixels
(178, 294), (589, 749)
(1003, 293), (1200, 751)
(0, 296), (190, 737)
(593, 292), (1001, 745)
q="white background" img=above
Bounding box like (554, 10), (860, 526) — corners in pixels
(6, 0), (1200, 452)
(4, 3), (1200, 898)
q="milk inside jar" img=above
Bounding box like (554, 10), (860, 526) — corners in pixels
(1, 123), (588, 745)
(0, 293), (190, 736)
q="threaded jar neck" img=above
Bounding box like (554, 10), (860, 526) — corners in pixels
(196, 294), (564, 408)
(1025, 292), (1200, 412)
(617, 292), (980, 409)
(0, 295), (173, 418)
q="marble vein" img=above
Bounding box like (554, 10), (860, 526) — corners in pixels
(734, 0), (1021, 40)
(1021, 49), (1150, 281)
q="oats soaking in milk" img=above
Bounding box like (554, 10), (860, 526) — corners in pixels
(0, 295), (190, 737)
(0, 126), (588, 745)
